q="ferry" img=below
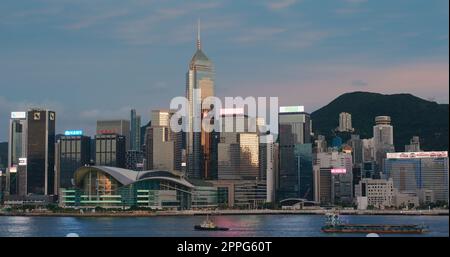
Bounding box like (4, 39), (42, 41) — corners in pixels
(321, 213), (427, 234)
(194, 215), (229, 231)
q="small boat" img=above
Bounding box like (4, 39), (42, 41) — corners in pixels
(321, 212), (427, 234)
(194, 215), (229, 231)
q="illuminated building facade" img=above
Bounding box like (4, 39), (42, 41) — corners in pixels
(59, 166), (218, 210)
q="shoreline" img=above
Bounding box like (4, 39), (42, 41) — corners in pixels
(1, 209), (448, 217)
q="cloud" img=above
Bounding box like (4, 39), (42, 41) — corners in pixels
(113, 1), (223, 45)
(233, 27), (287, 43)
(265, 0), (298, 10)
(351, 80), (368, 87)
(335, 0), (368, 15)
(62, 9), (129, 30)
(344, 0), (368, 3)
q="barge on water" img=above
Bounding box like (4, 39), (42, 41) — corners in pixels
(321, 213), (427, 234)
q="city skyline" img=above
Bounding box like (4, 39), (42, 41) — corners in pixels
(0, 0), (449, 141)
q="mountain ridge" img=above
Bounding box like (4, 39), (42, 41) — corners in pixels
(310, 91), (449, 151)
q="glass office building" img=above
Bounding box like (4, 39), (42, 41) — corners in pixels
(130, 109), (141, 151)
(7, 112), (27, 195)
(385, 152), (449, 203)
(95, 134), (126, 168)
(185, 24), (215, 179)
(278, 107), (313, 201)
(56, 135), (91, 192)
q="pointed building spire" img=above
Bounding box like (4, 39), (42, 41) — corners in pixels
(197, 19), (201, 50)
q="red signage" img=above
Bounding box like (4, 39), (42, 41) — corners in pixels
(387, 151), (448, 159)
(97, 129), (118, 135)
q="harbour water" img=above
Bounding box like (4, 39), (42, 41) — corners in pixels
(0, 215), (448, 237)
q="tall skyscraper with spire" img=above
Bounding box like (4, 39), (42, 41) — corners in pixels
(185, 20), (215, 179)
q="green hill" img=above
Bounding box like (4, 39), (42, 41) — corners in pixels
(310, 92), (449, 151)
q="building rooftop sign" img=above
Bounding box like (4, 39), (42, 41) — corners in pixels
(387, 151), (448, 159)
(11, 112), (26, 119)
(64, 130), (83, 136)
(279, 106), (304, 113)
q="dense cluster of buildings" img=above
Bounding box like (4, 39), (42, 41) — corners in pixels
(0, 28), (448, 211)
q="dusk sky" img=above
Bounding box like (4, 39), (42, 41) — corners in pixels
(0, 0), (448, 141)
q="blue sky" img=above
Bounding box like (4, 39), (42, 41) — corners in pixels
(0, 0), (448, 140)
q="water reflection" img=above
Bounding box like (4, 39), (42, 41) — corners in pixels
(0, 215), (447, 237)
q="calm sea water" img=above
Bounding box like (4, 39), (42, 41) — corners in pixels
(0, 215), (448, 237)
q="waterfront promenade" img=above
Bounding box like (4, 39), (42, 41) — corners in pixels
(0, 208), (448, 217)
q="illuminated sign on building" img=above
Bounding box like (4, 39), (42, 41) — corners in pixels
(11, 112), (26, 119)
(331, 168), (347, 174)
(220, 108), (245, 116)
(18, 158), (27, 166)
(97, 129), (118, 135)
(64, 130), (83, 136)
(279, 106), (304, 113)
(387, 151), (448, 159)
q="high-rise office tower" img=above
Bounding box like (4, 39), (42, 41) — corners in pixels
(24, 109), (56, 195)
(278, 106), (313, 201)
(130, 109), (141, 151)
(94, 134), (126, 168)
(96, 119), (130, 150)
(6, 111), (27, 195)
(385, 151), (448, 204)
(373, 116), (395, 170)
(185, 21), (215, 179)
(348, 134), (363, 166)
(55, 131), (91, 192)
(146, 109), (182, 171)
(314, 151), (353, 204)
(337, 112), (354, 132)
(217, 110), (260, 180)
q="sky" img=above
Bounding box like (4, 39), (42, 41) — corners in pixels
(0, 0), (448, 141)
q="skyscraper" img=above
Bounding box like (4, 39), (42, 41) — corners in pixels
(385, 151), (448, 204)
(55, 132), (91, 192)
(24, 109), (56, 195)
(6, 111), (27, 195)
(146, 109), (182, 171)
(185, 21), (215, 179)
(373, 116), (395, 170)
(278, 106), (314, 201)
(130, 109), (141, 151)
(314, 151), (353, 204)
(215, 110), (262, 181)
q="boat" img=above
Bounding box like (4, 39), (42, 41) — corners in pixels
(321, 212), (427, 234)
(194, 215), (229, 231)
